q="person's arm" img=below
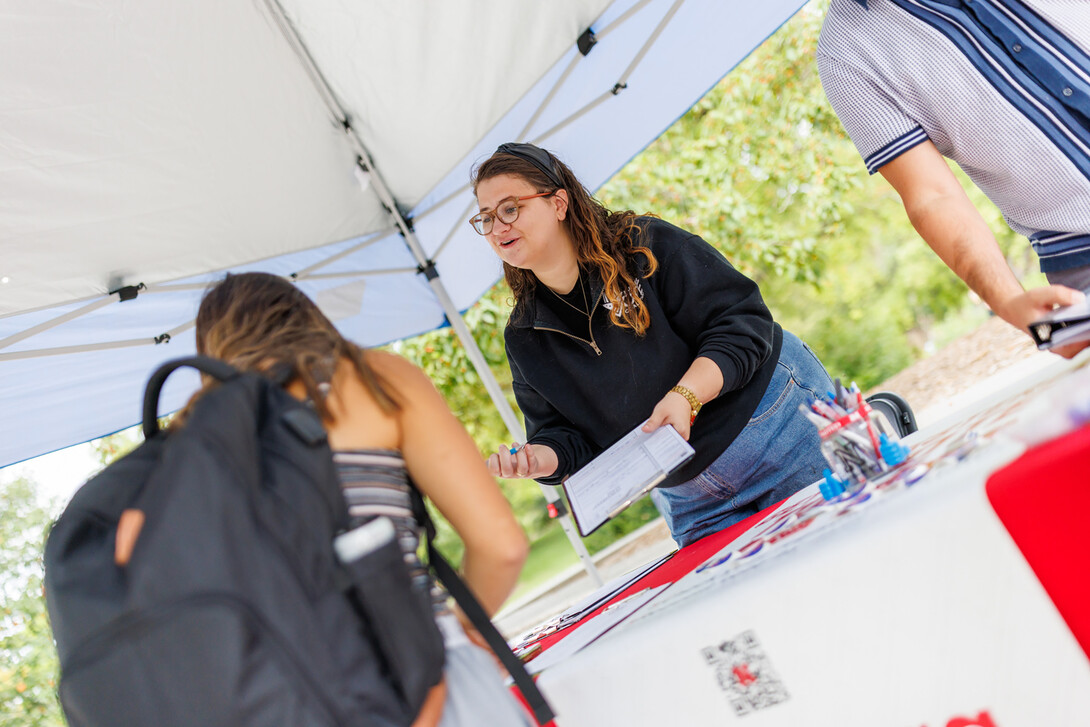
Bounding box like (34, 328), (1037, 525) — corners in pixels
(487, 342), (598, 485)
(373, 352), (528, 617)
(880, 142), (1086, 350)
(641, 221), (776, 438)
(487, 440), (559, 482)
(651, 224), (776, 393)
(641, 356), (722, 441)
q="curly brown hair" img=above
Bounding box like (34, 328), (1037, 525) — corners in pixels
(192, 272), (396, 421)
(471, 145), (659, 335)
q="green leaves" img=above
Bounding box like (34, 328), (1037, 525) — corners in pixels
(597, 0), (1025, 389)
(0, 478), (64, 727)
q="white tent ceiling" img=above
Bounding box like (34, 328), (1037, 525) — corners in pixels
(0, 0), (807, 469)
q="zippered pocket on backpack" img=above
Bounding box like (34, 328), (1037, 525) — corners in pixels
(59, 594), (349, 727)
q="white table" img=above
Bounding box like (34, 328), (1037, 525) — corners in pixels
(534, 356), (1090, 727)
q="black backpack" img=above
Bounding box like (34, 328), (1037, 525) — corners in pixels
(43, 356), (552, 727)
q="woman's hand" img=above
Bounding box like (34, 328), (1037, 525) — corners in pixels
(486, 442), (558, 480)
(642, 390), (694, 440)
(410, 679), (447, 727)
(454, 609), (507, 674)
(642, 359), (722, 441)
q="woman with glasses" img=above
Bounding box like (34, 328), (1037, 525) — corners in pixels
(473, 142), (835, 548)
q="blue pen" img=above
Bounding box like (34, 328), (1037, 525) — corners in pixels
(827, 391), (848, 417)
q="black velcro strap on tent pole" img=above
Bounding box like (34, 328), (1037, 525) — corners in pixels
(427, 542), (554, 726)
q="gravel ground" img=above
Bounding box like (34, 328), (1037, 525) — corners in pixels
(495, 315), (1059, 638)
(868, 314), (1046, 425)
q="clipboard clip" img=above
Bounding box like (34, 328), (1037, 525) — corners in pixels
(605, 473), (667, 521)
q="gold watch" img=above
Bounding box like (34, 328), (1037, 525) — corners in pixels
(670, 384), (702, 425)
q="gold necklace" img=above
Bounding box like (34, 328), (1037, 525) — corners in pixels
(548, 274), (590, 317)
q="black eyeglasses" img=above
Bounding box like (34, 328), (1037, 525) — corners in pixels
(469, 192), (554, 235)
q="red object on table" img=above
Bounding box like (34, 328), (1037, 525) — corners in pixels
(535, 501), (783, 653)
(986, 423), (1090, 660)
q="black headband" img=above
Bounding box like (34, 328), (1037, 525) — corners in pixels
(496, 142), (564, 188)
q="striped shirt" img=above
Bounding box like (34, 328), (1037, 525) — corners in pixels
(334, 448), (451, 615)
(818, 0), (1090, 273)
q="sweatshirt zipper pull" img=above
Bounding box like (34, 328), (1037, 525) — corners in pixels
(589, 340), (602, 356)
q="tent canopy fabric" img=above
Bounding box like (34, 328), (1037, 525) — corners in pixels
(0, 0), (807, 469)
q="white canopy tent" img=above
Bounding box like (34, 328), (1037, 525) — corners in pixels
(1, 0), (807, 572)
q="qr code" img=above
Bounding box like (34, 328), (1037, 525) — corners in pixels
(701, 630), (789, 716)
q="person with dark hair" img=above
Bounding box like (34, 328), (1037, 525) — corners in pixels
(194, 272), (531, 727)
(473, 143), (835, 548)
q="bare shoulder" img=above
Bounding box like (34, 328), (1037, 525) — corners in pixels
(363, 350), (437, 398)
(362, 350), (460, 450)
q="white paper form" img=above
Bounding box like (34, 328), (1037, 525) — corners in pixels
(564, 423), (694, 536)
(525, 584), (669, 675)
(554, 550), (674, 624)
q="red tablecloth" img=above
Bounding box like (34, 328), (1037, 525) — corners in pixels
(532, 503), (782, 653)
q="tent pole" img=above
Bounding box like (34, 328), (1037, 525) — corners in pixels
(261, 0), (602, 587)
(420, 269), (604, 587)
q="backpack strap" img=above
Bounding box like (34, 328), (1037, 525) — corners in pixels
(411, 490), (555, 725)
(110, 357), (246, 570)
(142, 355), (240, 439)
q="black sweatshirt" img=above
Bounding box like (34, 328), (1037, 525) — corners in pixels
(505, 217), (783, 488)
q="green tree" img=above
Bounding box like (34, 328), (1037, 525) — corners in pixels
(598, 0), (1032, 388)
(91, 429), (140, 467)
(0, 478), (64, 727)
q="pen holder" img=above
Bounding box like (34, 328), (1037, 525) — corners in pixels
(803, 389), (911, 500)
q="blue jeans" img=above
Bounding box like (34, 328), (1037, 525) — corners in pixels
(651, 331), (833, 547)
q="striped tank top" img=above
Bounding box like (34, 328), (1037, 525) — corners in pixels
(333, 448), (450, 615)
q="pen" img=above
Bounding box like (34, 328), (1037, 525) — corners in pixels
(824, 393), (849, 417)
(856, 391), (882, 454)
(800, 406), (836, 431)
(834, 378), (848, 409)
(811, 399), (842, 421)
(515, 642), (543, 662)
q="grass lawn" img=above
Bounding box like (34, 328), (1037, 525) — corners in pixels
(508, 524), (580, 604)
